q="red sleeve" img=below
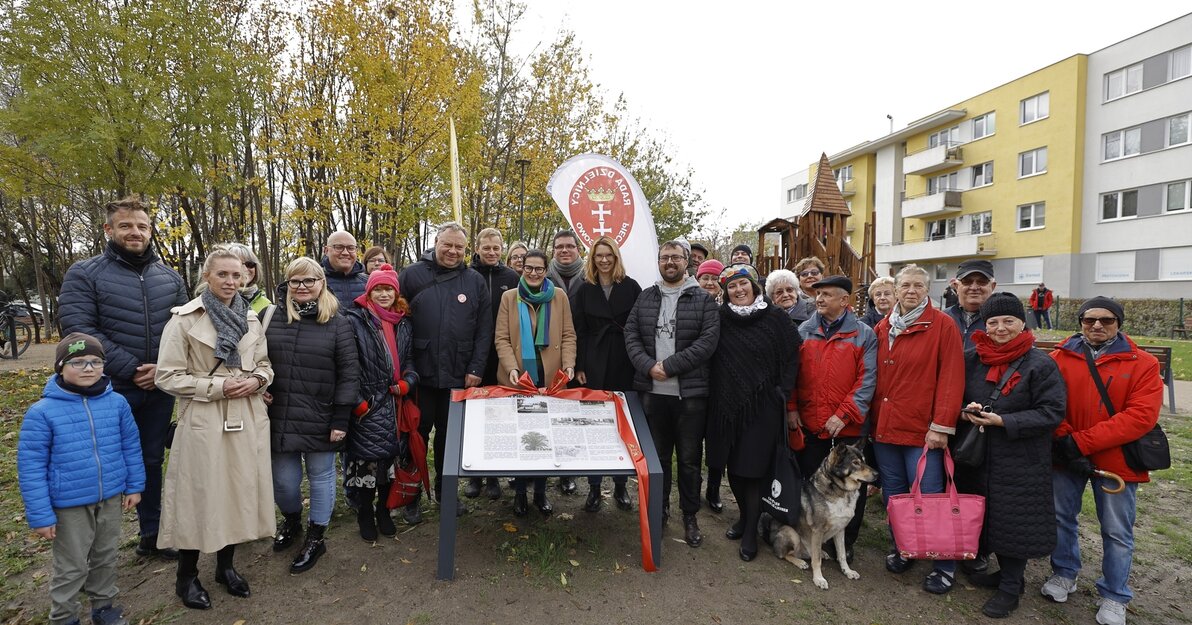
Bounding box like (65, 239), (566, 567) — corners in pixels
(1072, 357), (1163, 455)
(931, 317), (966, 430)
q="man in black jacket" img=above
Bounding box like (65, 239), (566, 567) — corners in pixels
(322, 230), (368, 308)
(398, 222), (492, 522)
(59, 198), (189, 559)
(624, 241), (720, 548)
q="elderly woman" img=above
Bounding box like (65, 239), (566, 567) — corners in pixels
(221, 242), (271, 314)
(794, 256), (825, 296)
(572, 237), (642, 512)
(156, 249), (274, 610)
(362, 246), (391, 274)
(958, 293), (1065, 618)
(495, 250), (576, 516)
(708, 264), (800, 561)
(871, 263), (964, 594)
(860, 276), (895, 328)
(696, 260), (724, 304)
(265, 257), (359, 574)
(343, 264), (420, 532)
(506, 241), (529, 276)
(767, 268), (815, 325)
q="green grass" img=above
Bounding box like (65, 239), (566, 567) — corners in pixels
(495, 522), (599, 585)
(1035, 329), (1192, 381)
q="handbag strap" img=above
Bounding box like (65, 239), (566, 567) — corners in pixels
(1081, 344), (1116, 415)
(986, 355), (1027, 407)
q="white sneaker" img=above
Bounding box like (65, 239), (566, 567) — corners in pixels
(1040, 574), (1077, 602)
(1096, 598), (1127, 625)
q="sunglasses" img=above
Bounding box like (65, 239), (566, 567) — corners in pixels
(798, 270), (822, 278)
(244, 261), (257, 269)
(1080, 316), (1118, 327)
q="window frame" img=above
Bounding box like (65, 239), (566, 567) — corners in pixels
(1101, 189), (1139, 222)
(1170, 45), (1191, 82)
(1166, 180), (1190, 213)
(970, 211), (993, 235)
(971, 112), (995, 140)
(1017, 202), (1045, 231)
(1105, 63), (1144, 101)
(1102, 127), (1142, 161)
(970, 161), (993, 188)
(1168, 113), (1190, 148)
(1018, 147), (1048, 178)
(1019, 92), (1049, 125)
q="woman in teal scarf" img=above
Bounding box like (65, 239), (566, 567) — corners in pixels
(494, 250), (577, 516)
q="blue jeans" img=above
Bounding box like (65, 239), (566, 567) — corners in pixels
(116, 386), (175, 537)
(272, 452), (337, 526)
(1051, 469), (1138, 604)
(873, 442), (955, 575)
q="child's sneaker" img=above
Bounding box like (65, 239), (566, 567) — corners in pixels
(90, 605), (128, 625)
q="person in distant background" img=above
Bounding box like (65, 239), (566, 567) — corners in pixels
(1030, 283), (1054, 330)
(362, 246), (392, 275)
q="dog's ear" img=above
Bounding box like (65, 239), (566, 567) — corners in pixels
(849, 438), (867, 453)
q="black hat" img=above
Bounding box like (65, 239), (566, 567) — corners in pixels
(1078, 296), (1125, 326)
(956, 259), (995, 280)
(690, 242), (709, 256)
(979, 292), (1026, 323)
(731, 244), (753, 261)
(812, 275), (853, 294)
(55, 332), (105, 374)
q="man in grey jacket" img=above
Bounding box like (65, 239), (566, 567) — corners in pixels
(624, 241), (719, 548)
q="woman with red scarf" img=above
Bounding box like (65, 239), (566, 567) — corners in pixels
(343, 265), (421, 536)
(958, 292), (1066, 618)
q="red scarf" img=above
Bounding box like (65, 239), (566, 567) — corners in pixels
(971, 329), (1035, 395)
(354, 294), (405, 383)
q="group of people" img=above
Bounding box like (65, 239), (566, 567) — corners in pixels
(16, 197), (1163, 625)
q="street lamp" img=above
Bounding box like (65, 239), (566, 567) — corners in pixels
(516, 158), (530, 241)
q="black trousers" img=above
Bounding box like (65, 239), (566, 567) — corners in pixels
(795, 434), (869, 549)
(642, 393), (707, 515)
(994, 554), (1028, 595)
(416, 386), (453, 499)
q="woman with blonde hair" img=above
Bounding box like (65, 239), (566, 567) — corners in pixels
(156, 249), (274, 610)
(505, 241), (529, 275)
(218, 243), (271, 314)
(264, 257), (359, 574)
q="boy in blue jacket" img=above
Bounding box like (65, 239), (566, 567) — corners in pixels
(18, 333), (145, 625)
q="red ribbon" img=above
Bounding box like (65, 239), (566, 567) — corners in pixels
(453, 370), (657, 572)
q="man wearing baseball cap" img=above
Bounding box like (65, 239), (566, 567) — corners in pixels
(946, 259), (996, 350)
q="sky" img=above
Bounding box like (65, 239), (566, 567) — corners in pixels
(475, 1), (1191, 233)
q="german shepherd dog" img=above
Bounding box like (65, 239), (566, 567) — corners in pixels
(765, 442), (878, 590)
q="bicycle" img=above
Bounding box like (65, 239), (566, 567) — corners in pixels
(0, 303), (32, 359)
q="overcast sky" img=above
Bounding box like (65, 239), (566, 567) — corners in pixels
(483, 1), (1190, 233)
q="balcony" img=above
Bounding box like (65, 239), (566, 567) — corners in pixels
(877, 233), (996, 264)
(904, 143), (964, 175)
(901, 190), (963, 219)
(838, 178), (856, 197)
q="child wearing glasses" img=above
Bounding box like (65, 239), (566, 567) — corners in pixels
(18, 332), (145, 625)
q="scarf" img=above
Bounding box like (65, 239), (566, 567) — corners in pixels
(201, 288), (248, 369)
(972, 329), (1035, 394)
(819, 313), (845, 339)
(55, 375), (110, 397)
(517, 277), (555, 385)
(549, 257), (584, 289)
(887, 298), (928, 349)
(107, 239), (154, 269)
(354, 293), (405, 382)
(294, 300), (319, 318)
(728, 296), (768, 317)
(1083, 333), (1120, 360)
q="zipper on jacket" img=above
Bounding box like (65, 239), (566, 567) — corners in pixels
(138, 272), (153, 362)
(84, 398), (104, 501)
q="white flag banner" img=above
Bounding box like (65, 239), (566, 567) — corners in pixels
(547, 153), (661, 287)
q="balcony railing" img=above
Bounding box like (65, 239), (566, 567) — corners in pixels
(901, 190), (962, 219)
(904, 142), (964, 175)
(876, 232), (996, 264)
(837, 178), (856, 196)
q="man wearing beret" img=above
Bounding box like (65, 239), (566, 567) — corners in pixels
(1042, 296), (1163, 625)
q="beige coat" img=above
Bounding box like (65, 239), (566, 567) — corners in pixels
(495, 288), (576, 385)
(155, 297), (275, 552)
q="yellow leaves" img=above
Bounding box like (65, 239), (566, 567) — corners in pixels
(502, 522), (518, 533)
(568, 559), (580, 567)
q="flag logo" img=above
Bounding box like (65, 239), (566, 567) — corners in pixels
(567, 167), (635, 247)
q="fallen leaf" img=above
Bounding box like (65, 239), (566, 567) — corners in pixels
(151, 567), (167, 574)
(671, 538), (687, 544)
(558, 512), (574, 521)
(560, 572), (568, 587)
(711, 615), (722, 624)
(232, 621), (246, 625)
(360, 564), (367, 572)
(502, 522), (518, 533)
(400, 558), (412, 564)
(522, 563), (531, 577)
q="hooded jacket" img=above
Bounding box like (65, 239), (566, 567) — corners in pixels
(624, 278), (719, 398)
(795, 310), (878, 438)
(399, 249), (493, 388)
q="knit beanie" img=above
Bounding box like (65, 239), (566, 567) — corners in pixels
(719, 263), (760, 288)
(731, 244), (754, 262)
(979, 292), (1026, 323)
(55, 332), (105, 374)
(696, 259), (725, 279)
(366, 263), (400, 294)
(1078, 296), (1125, 325)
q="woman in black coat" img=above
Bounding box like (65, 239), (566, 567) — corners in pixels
(572, 237), (642, 512)
(959, 293), (1066, 618)
(265, 257), (360, 574)
(344, 264), (420, 535)
(708, 264), (800, 562)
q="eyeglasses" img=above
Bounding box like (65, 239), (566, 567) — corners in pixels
(287, 278), (322, 289)
(1080, 316), (1118, 327)
(658, 255), (686, 264)
(66, 358), (105, 370)
(508, 254), (526, 262)
(330, 244), (358, 253)
(243, 261), (257, 269)
(523, 266), (547, 275)
(553, 243), (578, 250)
(798, 270), (822, 278)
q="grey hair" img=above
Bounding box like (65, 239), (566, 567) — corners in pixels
(868, 276), (895, 296)
(894, 263), (930, 285)
(435, 221), (467, 241)
(765, 269), (799, 299)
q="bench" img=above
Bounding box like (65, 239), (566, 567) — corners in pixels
(1034, 339), (1175, 410)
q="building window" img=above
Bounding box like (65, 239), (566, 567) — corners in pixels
(1105, 63), (1143, 101)
(786, 184), (807, 203)
(1096, 251), (1135, 282)
(1101, 190), (1138, 221)
(1169, 113), (1190, 147)
(927, 171), (958, 195)
(972, 112), (995, 139)
(834, 165), (853, 182)
(927, 217), (956, 241)
(1017, 202), (1045, 230)
(1103, 127), (1141, 160)
(1168, 180), (1190, 212)
(934, 264), (949, 280)
(970, 211), (992, 235)
(1020, 92), (1049, 125)
(1018, 147), (1047, 177)
(928, 126), (959, 148)
(1159, 247), (1192, 281)
(1171, 45), (1191, 81)
(971, 162), (993, 188)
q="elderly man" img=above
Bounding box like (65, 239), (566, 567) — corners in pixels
(1043, 297), (1163, 625)
(945, 259), (996, 349)
(625, 240), (720, 547)
(59, 197), (189, 559)
(792, 275), (877, 562)
(399, 222), (492, 522)
(322, 231), (369, 308)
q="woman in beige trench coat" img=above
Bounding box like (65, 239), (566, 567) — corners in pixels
(155, 249), (274, 611)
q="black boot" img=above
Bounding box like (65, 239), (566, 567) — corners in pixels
(513, 492), (529, 517)
(357, 487), (378, 541)
(558, 477), (577, 495)
(583, 488), (602, 513)
(375, 494), (397, 537)
(175, 576), (211, 610)
(483, 478), (502, 500)
(613, 483), (633, 511)
(464, 477), (483, 498)
(683, 514), (703, 547)
(273, 512), (303, 551)
(213, 567), (250, 598)
(137, 534), (180, 560)
(291, 523), (327, 574)
(403, 490), (423, 525)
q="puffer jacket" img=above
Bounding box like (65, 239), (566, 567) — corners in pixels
(344, 306), (418, 461)
(266, 310), (360, 452)
(18, 377), (146, 529)
(399, 249), (492, 388)
(794, 310), (877, 438)
(624, 279), (719, 398)
(321, 257), (368, 308)
(1050, 333), (1163, 482)
(871, 302), (965, 446)
(59, 243), (189, 388)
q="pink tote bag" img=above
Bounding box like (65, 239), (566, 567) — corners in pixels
(887, 445), (984, 560)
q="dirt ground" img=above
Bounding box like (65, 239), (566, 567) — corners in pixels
(2, 345), (1190, 625)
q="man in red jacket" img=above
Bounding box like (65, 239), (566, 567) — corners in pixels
(1044, 296), (1163, 625)
(1029, 283), (1055, 330)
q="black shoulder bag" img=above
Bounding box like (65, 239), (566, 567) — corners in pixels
(953, 354), (1026, 468)
(1081, 345), (1170, 472)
